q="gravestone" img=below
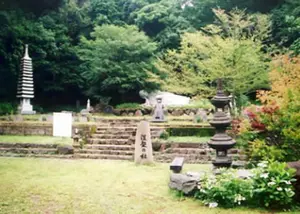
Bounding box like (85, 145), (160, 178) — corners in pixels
(135, 110), (143, 116)
(53, 112), (72, 137)
(152, 96), (166, 122)
(134, 121), (154, 164)
(80, 99), (92, 115)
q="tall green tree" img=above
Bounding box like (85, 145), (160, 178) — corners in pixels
(271, 0), (300, 54)
(152, 9), (269, 102)
(77, 24), (159, 104)
(132, 0), (191, 50)
(0, 0), (90, 106)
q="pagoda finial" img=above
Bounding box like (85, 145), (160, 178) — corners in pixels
(24, 44), (30, 59)
(217, 78), (223, 91)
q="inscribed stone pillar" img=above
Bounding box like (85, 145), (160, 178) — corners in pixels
(134, 121), (154, 164)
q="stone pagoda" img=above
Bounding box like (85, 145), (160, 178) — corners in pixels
(208, 79), (235, 168)
(17, 44), (36, 114)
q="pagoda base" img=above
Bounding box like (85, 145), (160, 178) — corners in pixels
(18, 99), (36, 115)
(212, 157), (232, 168)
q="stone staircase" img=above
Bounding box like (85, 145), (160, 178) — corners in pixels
(74, 120), (163, 160)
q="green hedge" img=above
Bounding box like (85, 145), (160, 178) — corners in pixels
(0, 103), (17, 115)
(115, 103), (141, 109)
(167, 127), (214, 137)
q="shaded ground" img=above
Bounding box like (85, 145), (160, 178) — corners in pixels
(0, 158), (293, 214)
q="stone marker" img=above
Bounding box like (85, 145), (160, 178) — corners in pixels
(53, 112), (72, 137)
(80, 99), (92, 115)
(134, 121), (154, 164)
(152, 96), (166, 122)
(135, 110), (143, 116)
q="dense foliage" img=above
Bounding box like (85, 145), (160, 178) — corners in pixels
(235, 55), (300, 162)
(194, 161), (296, 209)
(0, 0), (299, 108)
(77, 24), (158, 103)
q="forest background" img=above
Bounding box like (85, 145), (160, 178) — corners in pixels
(0, 0), (299, 110)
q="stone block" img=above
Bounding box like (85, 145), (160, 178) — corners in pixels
(57, 145), (74, 155)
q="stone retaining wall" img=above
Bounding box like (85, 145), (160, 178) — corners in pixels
(113, 108), (210, 117)
(0, 122), (91, 136)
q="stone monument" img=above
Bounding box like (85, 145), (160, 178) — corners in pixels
(134, 121), (154, 164)
(151, 96), (166, 122)
(208, 79), (236, 168)
(17, 44), (36, 114)
(80, 99), (92, 115)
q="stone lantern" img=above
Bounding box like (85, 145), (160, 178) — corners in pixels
(208, 79), (236, 168)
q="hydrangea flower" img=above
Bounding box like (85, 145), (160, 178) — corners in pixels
(209, 202), (218, 208)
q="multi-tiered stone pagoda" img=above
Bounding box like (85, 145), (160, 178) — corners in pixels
(17, 44), (35, 114)
(208, 79), (235, 168)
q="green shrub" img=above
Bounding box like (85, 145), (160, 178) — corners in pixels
(167, 128), (214, 137)
(195, 169), (254, 208)
(0, 102), (16, 115)
(193, 161), (297, 209)
(159, 131), (169, 140)
(251, 161), (296, 209)
(115, 103), (141, 109)
(248, 139), (285, 162)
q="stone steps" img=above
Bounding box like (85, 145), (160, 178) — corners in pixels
(96, 127), (163, 131)
(74, 153), (133, 160)
(83, 144), (134, 151)
(76, 149), (134, 156)
(168, 148), (239, 155)
(91, 134), (133, 139)
(0, 147), (57, 154)
(88, 139), (130, 145)
(167, 148), (211, 155)
(95, 130), (135, 135)
(154, 153), (211, 164)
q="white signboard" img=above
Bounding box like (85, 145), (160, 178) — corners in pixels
(53, 112), (72, 137)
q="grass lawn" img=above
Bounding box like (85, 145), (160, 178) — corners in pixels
(0, 135), (72, 145)
(167, 136), (211, 143)
(0, 158), (294, 214)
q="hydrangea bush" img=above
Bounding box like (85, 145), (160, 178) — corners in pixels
(193, 161), (296, 209)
